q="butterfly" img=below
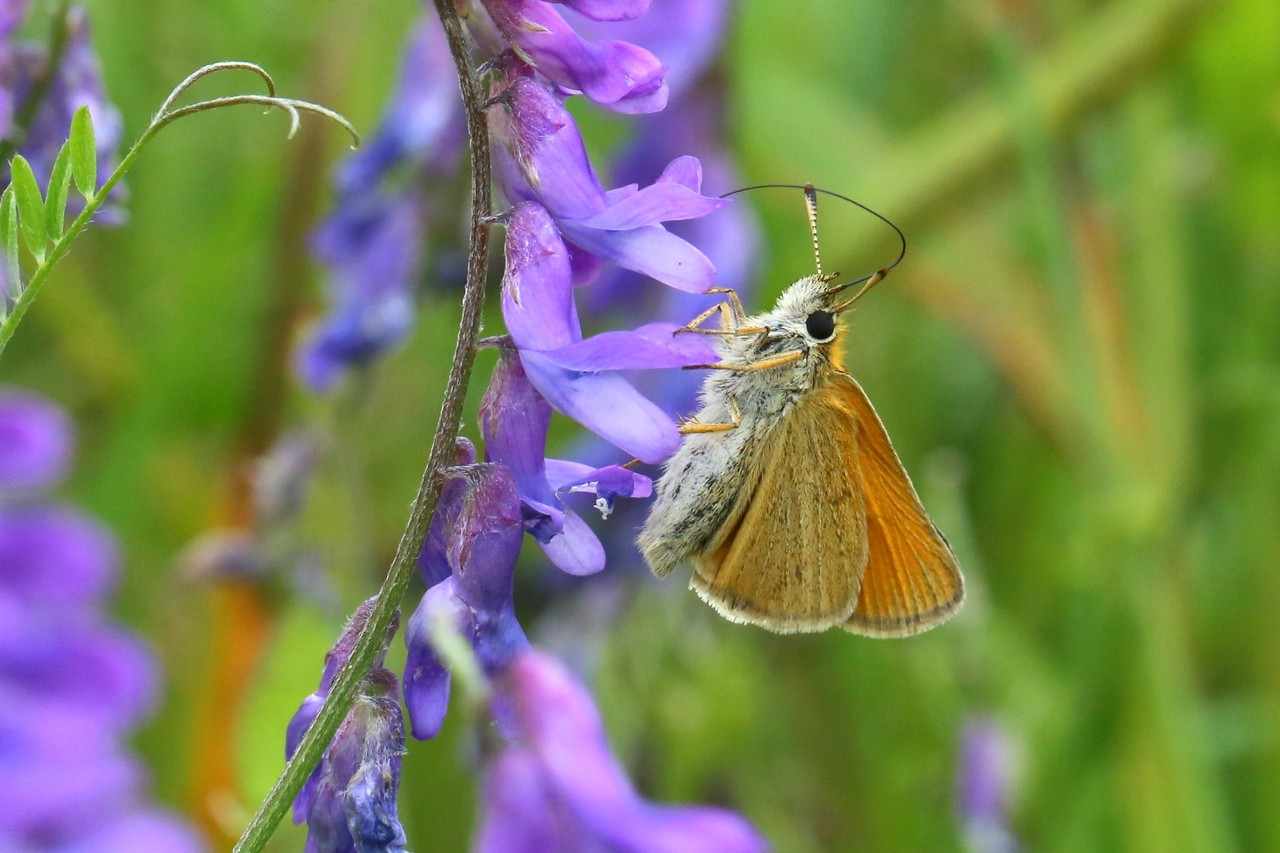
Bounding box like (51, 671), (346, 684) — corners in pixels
(638, 185), (964, 635)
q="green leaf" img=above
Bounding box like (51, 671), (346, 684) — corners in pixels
(8, 155), (46, 264)
(0, 189), (18, 299)
(69, 106), (97, 199)
(45, 142), (73, 242)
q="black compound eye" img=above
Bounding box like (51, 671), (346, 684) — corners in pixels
(805, 310), (836, 341)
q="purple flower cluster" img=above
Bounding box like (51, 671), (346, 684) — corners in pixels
(488, 70), (724, 463)
(287, 599), (408, 853)
(289, 1), (768, 849)
(1, 2), (123, 213)
(0, 390), (204, 852)
(479, 649), (767, 852)
(296, 17), (465, 391)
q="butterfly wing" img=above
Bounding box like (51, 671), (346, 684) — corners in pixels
(691, 381), (869, 633)
(834, 373), (965, 637)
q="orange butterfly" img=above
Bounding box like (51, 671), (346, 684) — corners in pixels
(638, 185), (963, 635)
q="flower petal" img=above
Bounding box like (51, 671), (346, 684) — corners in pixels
(656, 154), (705, 191)
(402, 580), (470, 740)
(548, 0), (650, 22)
(444, 464), (524, 616)
(537, 508), (605, 576)
(418, 438), (478, 587)
(558, 219), (716, 293)
(501, 203), (581, 351)
(476, 752), (571, 853)
(545, 460), (653, 501)
(298, 192), (422, 391)
(493, 0), (669, 113)
(0, 390), (72, 492)
(480, 349), (561, 518)
(574, 177), (726, 231)
(0, 507), (118, 610)
(495, 78), (608, 219)
(535, 322), (715, 371)
(519, 350), (680, 463)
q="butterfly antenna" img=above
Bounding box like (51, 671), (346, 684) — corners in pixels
(718, 183), (905, 304)
(803, 184), (832, 281)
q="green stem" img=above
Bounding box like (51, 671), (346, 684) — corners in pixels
(231, 0), (493, 848)
(0, 62), (358, 358)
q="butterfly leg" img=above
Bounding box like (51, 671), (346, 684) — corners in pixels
(683, 350), (805, 373)
(678, 396), (741, 435)
(678, 288), (767, 338)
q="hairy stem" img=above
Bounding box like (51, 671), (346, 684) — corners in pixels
(231, 1), (493, 849)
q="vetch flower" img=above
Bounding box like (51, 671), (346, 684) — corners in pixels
(588, 83), (759, 318)
(475, 0), (668, 113)
(298, 672), (408, 853)
(500, 202), (715, 462)
(568, 0), (728, 100)
(492, 74), (725, 293)
(298, 190), (423, 391)
(3, 7), (125, 217)
(0, 390), (72, 494)
(956, 716), (1020, 853)
(0, 388), (203, 852)
(403, 461), (528, 739)
(479, 346), (652, 574)
(333, 18), (464, 194)
(298, 17), (465, 390)
(477, 649), (769, 853)
(288, 599), (408, 852)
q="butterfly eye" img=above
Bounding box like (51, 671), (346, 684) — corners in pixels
(805, 310), (836, 341)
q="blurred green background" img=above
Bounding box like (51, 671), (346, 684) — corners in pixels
(4, 0), (1278, 850)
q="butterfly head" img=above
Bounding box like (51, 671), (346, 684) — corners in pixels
(766, 274), (849, 348)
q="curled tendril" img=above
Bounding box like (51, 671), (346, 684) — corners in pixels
(151, 61), (360, 147)
(0, 60), (360, 358)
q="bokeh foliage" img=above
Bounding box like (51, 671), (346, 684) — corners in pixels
(4, 0), (1277, 850)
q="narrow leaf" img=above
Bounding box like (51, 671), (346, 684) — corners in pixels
(45, 142), (73, 241)
(69, 106), (97, 198)
(9, 155), (47, 263)
(1, 189), (19, 301)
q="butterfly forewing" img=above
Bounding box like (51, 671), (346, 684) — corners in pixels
(835, 374), (965, 637)
(691, 383), (869, 633)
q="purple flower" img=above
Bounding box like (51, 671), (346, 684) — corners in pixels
(477, 649), (768, 853)
(477, 0), (667, 113)
(3, 7), (125, 217)
(334, 18), (464, 193)
(956, 716), (1020, 853)
(589, 83), (758, 317)
(403, 462), (529, 739)
(0, 390), (72, 494)
(298, 673), (407, 853)
(568, 0), (729, 99)
(492, 75), (725, 293)
(298, 17), (465, 390)
(0, 507), (117, 611)
(0, 389), (204, 851)
(287, 600), (396, 817)
(500, 201), (715, 462)
(479, 346), (652, 573)
(297, 190), (423, 391)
